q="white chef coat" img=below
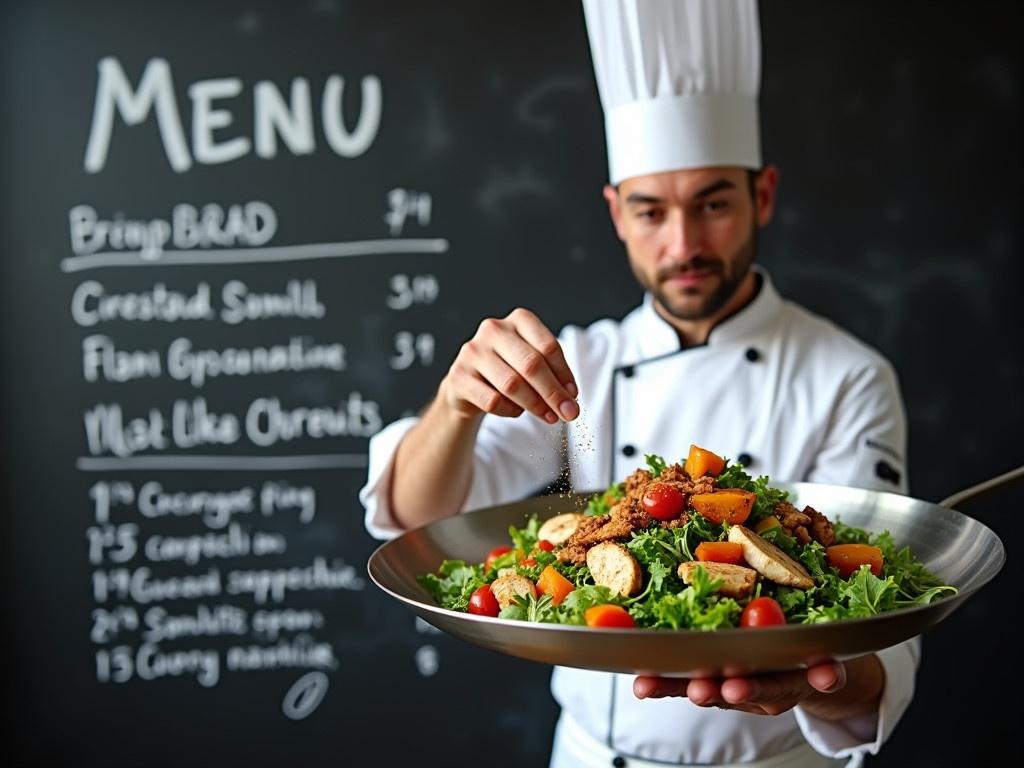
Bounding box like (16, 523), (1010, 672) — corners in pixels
(360, 267), (918, 766)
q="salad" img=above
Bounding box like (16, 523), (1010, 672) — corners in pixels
(419, 445), (957, 629)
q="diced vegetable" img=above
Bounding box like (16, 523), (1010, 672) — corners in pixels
(754, 516), (781, 534)
(739, 596), (786, 627)
(467, 585), (500, 617)
(584, 604), (635, 628)
(826, 544), (884, 577)
(691, 490), (756, 525)
(684, 444), (726, 478)
(642, 483), (686, 521)
(484, 545), (513, 572)
(695, 541), (744, 565)
(536, 565), (575, 606)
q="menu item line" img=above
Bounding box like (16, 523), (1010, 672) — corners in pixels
(77, 454), (369, 471)
(61, 237), (450, 273)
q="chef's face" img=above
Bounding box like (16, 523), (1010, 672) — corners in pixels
(604, 166), (778, 322)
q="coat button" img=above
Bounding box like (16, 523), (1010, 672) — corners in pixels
(737, 452), (753, 467)
(621, 445), (636, 457)
(620, 365), (635, 378)
(612, 758), (627, 768)
(745, 347), (760, 362)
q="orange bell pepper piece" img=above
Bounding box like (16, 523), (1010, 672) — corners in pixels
(690, 490), (756, 525)
(584, 604), (635, 628)
(684, 444), (726, 478)
(536, 565), (575, 606)
(826, 544), (884, 577)
(694, 541), (745, 564)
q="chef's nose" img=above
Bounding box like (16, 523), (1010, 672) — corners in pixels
(665, 209), (702, 263)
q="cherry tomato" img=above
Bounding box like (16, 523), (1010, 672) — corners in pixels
(536, 539), (555, 553)
(519, 557), (538, 568)
(642, 484), (686, 521)
(826, 544), (884, 578)
(740, 597), (787, 628)
(467, 584), (500, 617)
(484, 545), (513, 572)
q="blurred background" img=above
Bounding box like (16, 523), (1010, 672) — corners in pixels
(1, 1), (1019, 765)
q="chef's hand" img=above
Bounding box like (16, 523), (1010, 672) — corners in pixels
(633, 655), (884, 720)
(441, 308), (579, 423)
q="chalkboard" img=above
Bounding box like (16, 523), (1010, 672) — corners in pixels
(1, 1), (1020, 766)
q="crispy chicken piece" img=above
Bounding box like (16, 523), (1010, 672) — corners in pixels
(774, 501), (836, 547)
(564, 498), (651, 548)
(587, 542), (643, 597)
(727, 525), (814, 589)
(806, 505), (836, 547)
(556, 498), (652, 566)
(677, 561), (758, 599)
(556, 543), (589, 567)
(489, 574), (537, 610)
(623, 468), (653, 500)
(661, 465), (718, 495)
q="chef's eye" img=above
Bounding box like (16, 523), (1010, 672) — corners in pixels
(636, 208), (665, 223)
(701, 199), (729, 213)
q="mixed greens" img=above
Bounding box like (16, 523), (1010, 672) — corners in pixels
(418, 449), (956, 629)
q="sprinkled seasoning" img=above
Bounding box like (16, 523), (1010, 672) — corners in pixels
(532, 398), (595, 513)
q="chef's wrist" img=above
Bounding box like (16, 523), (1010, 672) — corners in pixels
(436, 377), (487, 424)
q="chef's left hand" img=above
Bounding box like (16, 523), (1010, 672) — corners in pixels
(633, 654), (884, 720)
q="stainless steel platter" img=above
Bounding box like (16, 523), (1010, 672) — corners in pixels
(368, 482), (1005, 676)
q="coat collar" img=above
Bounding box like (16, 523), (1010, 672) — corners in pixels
(625, 266), (783, 364)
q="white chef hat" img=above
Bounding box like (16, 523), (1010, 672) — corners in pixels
(583, 0), (762, 184)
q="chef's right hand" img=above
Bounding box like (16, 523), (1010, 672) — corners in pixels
(440, 308), (580, 424)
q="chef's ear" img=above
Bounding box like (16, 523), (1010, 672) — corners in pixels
(603, 184), (628, 241)
(753, 165), (779, 228)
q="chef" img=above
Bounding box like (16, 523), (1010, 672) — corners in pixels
(360, 0), (918, 766)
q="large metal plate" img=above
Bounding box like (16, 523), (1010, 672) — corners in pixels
(368, 483), (1005, 676)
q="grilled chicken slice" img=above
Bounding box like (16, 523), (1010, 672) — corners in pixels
(538, 513), (585, 545)
(586, 542), (643, 597)
(490, 574), (538, 609)
(727, 525), (814, 589)
(677, 561), (758, 599)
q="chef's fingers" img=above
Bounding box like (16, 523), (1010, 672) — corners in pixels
(507, 308), (580, 401)
(720, 671), (811, 714)
(806, 662), (846, 694)
(446, 361), (526, 419)
(469, 343), (559, 423)
(487, 321), (578, 422)
(632, 676), (690, 699)
(684, 678), (725, 706)
(645, 677), (780, 716)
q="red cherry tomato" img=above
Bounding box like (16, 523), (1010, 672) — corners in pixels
(484, 545), (513, 571)
(467, 585), (500, 617)
(740, 597), (787, 628)
(519, 557), (538, 568)
(642, 484), (686, 521)
(536, 539), (555, 553)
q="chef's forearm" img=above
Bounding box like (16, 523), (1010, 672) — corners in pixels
(389, 384), (485, 530)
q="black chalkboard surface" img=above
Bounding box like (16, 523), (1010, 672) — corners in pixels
(1, 1), (1020, 766)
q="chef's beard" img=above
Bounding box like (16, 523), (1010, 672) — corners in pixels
(643, 225), (757, 322)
